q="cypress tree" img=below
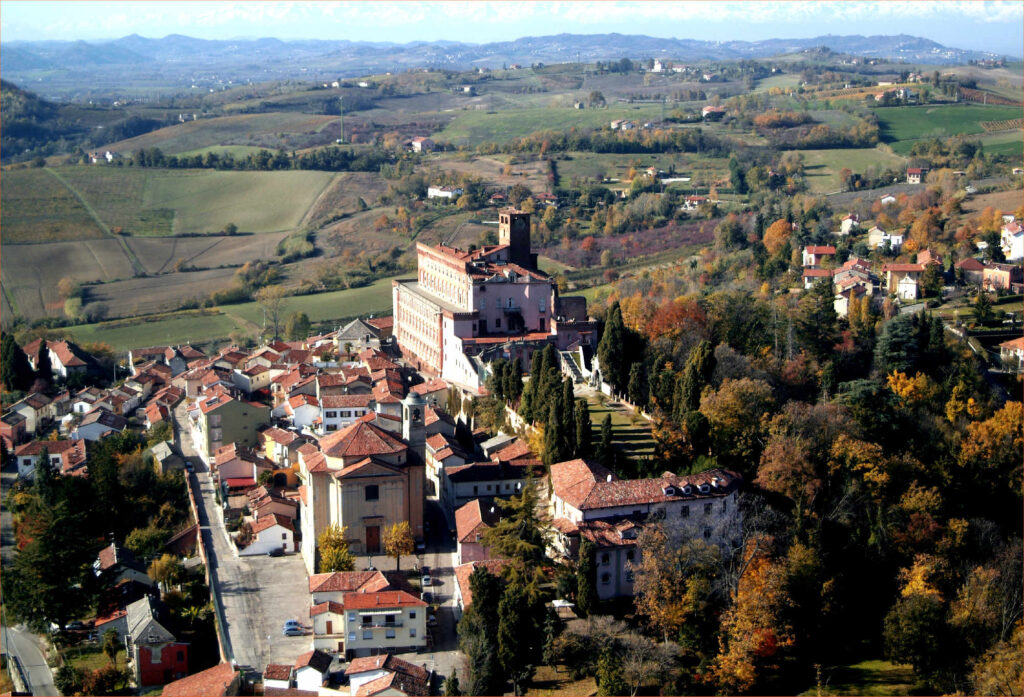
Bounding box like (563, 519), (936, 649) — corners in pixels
(574, 399), (592, 458)
(576, 537), (597, 618)
(597, 302), (625, 392)
(627, 362), (645, 409)
(680, 340), (716, 414)
(444, 669), (462, 696)
(2, 333), (33, 392)
(543, 402), (561, 466)
(35, 342), (53, 384)
(596, 649), (627, 696)
(498, 584), (529, 687)
(560, 379), (576, 461)
(596, 414), (614, 469)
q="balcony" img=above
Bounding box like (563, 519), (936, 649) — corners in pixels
(359, 620), (403, 629)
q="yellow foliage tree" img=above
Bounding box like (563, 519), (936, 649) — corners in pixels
(762, 219), (792, 256)
(958, 401), (1023, 491)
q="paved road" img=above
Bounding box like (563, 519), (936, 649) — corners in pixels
(173, 402), (310, 670)
(1, 465), (59, 696)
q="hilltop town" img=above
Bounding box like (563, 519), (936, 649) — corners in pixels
(1, 27), (1022, 697)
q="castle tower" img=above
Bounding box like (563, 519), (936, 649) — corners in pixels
(498, 209), (533, 269)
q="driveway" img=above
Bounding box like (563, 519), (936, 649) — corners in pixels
(173, 402), (311, 670)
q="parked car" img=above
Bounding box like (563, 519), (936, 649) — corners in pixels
(421, 573), (432, 588)
(283, 626), (304, 636)
(282, 620), (300, 631)
(267, 547), (285, 557)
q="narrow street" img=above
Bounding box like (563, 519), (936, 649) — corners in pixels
(173, 402), (310, 670)
(1, 464), (59, 697)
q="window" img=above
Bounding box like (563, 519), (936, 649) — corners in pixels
(600, 553), (610, 565)
(386, 629), (396, 639)
(486, 485), (492, 492)
(282, 533), (287, 540)
(722, 499), (728, 513)
(409, 611), (416, 619)
(410, 628), (417, 638)
(362, 615), (372, 626)
(176, 651), (184, 662)
(473, 486), (478, 495)
(704, 503), (712, 516)
(495, 318), (501, 328)
(363, 629), (373, 640)
(703, 528), (711, 539)
(600, 573), (610, 585)
(680, 505), (689, 518)
(365, 485), (379, 501)
(348, 632), (356, 642)
(348, 612), (356, 622)
(626, 550), (635, 562)
(385, 615), (395, 624)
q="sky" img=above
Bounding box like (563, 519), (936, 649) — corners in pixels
(2, 1), (1022, 57)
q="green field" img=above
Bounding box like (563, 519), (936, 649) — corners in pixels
(873, 104), (1023, 154)
(556, 151), (727, 190)
(439, 105), (665, 146)
(176, 145), (268, 159)
(584, 392), (656, 460)
(799, 148), (908, 193)
(0, 168), (106, 243)
(754, 73), (802, 93)
(69, 276), (401, 351)
(798, 660), (920, 696)
(52, 167), (335, 236)
(980, 130), (1024, 158)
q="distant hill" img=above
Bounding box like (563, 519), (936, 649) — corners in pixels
(1, 32), (1012, 99)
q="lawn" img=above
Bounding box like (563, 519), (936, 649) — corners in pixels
(439, 105), (665, 147)
(0, 168), (106, 243)
(64, 643), (126, 674)
(584, 392), (656, 460)
(799, 148), (908, 194)
(798, 659), (921, 696)
(69, 276), (402, 351)
(526, 664), (598, 696)
(872, 104), (1022, 154)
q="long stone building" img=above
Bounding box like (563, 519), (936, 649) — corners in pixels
(393, 209), (597, 393)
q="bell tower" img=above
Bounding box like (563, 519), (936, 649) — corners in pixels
(498, 209), (533, 269)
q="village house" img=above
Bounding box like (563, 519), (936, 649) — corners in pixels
(188, 391), (271, 465)
(309, 587), (427, 659)
(240, 513), (295, 556)
(94, 542), (156, 589)
(802, 245), (836, 267)
(73, 407), (129, 441)
(802, 268), (833, 290)
(701, 105), (726, 120)
(868, 226), (903, 252)
(263, 663), (293, 691)
(839, 214), (860, 236)
(834, 284), (869, 319)
(983, 262), (1023, 291)
(9, 393), (55, 436)
(212, 443), (274, 494)
(14, 439), (87, 479)
(906, 166), (930, 184)
(440, 454), (543, 521)
(955, 257), (987, 285)
(426, 186), (463, 200)
(453, 558), (511, 620)
(293, 650), (335, 690)
(998, 336), (1024, 372)
(425, 431), (470, 501)
(259, 426), (314, 468)
(547, 459), (742, 600)
(409, 136), (434, 153)
(346, 655), (431, 697)
(126, 596), (189, 686)
(22, 338), (96, 378)
(0, 411), (28, 449)
(455, 498), (501, 564)
(882, 263), (926, 300)
(1000, 220), (1023, 261)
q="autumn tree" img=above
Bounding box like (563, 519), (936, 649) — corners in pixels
(256, 284), (287, 340)
(285, 311), (311, 341)
(699, 378), (775, 476)
(147, 553), (184, 587)
(969, 622), (1023, 696)
(317, 524), (355, 573)
(762, 219), (792, 256)
(958, 401), (1023, 492)
(708, 541), (796, 694)
(596, 649), (627, 696)
(795, 278), (839, 361)
(383, 521), (414, 571)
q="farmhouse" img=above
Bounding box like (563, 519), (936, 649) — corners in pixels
(392, 209), (596, 394)
(426, 186), (463, 200)
(882, 263), (926, 299)
(409, 136), (434, 153)
(999, 337), (1024, 372)
(983, 262), (1023, 291)
(1000, 220), (1023, 260)
(22, 338), (96, 378)
(906, 166), (930, 184)
(802, 245), (836, 267)
(14, 439), (87, 479)
(701, 105), (726, 120)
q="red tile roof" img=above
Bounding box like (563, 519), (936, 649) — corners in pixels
(341, 590), (426, 610)
(802, 268), (833, 278)
(955, 258), (986, 271)
(353, 657), (430, 696)
(318, 420), (407, 460)
(162, 662), (239, 697)
(264, 664), (293, 681)
(804, 245), (836, 255)
(308, 570), (390, 594)
(320, 394), (374, 408)
(251, 513), (294, 534)
(454, 559), (511, 609)
(455, 499), (501, 544)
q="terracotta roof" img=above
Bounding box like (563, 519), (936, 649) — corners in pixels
(955, 257), (986, 271)
(289, 394), (319, 409)
(454, 559), (511, 609)
(341, 590), (427, 610)
(353, 657), (430, 696)
(162, 662), (239, 697)
(577, 518), (642, 548)
(424, 406), (454, 428)
(410, 378), (447, 395)
(309, 570), (390, 594)
(881, 263), (925, 272)
(14, 439), (81, 457)
(455, 499), (501, 543)
(264, 664), (293, 681)
(318, 420), (407, 460)
(491, 438), (534, 463)
(78, 408), (127, 431)
(262, 427), (300, 445)
(320, 394), (374, 408)
(365, 317), (394, 331)
(804, 245), (836, 255)
(802, 268), (833, 278)
(999, 337), (1024, 351)
(252, 513), (294, 534)
(309, 600), (345, 617)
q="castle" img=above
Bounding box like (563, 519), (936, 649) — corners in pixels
(392, 209), (597, 393)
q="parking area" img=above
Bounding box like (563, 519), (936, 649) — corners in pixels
(244, 550), (312, 665)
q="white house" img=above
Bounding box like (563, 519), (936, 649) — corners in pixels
(897, 274), (920, 301)
(999, 337), (1024, 372)
(272, 394), (321, 431)
(319, 394), (375, 433)
(73, 408), (128, 441)
(410, 137), (434, 153)
(13, 439), (86, 479)
(802, 245), (836, 267)
(239, 513), (294, 556)
(868, 226), (903, 252)
(1000, 221), (1023, 261)
(310, 590), (427, 659)
(294, 650), (333, 691)
(262, 664), (293, 690)
(426, 186), (463, 200)
(839, 214), (860, 236)
(345, 655), (430, 697)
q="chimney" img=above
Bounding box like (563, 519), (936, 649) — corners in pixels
(606, 474), (612, 482)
